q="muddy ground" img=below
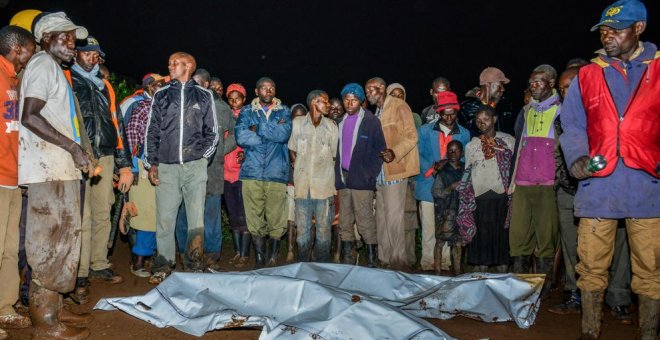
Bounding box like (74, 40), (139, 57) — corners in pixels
(8, 239), (637, 340)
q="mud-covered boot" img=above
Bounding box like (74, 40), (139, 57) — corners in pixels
(30, 284), (90, 340)
(229, 231), (242, 264)
(235, 232), (251, 268)
(638, 295), (659, 340)
(580, 290), (604, 339)
(366, 244), (378, 268)
(252, 236), (266, 269)
(266, 238), (280, 267)
(512, 256), (531, 274)
(286, 223), (296, 263)
(341, 241), (356, 265)
(433, 242), (443, 274)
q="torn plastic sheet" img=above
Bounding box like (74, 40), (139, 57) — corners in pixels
(95, 263), (543, 339)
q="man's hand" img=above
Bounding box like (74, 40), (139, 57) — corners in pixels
(117, 167), (134, 192)
(237, 150), (245, 164)
(148, 165), (160, 186)
(570, 156), (592, 180)
(69, 144), (95, 175)
(248, 125), (257, 132)
(449, 181), (461, 190)
(380, 149), (395, 163)
(278, 118), (286, 125)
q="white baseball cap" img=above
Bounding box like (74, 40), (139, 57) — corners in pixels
(33, 12), (88, 43)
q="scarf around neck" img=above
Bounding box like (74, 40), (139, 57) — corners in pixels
(72, 63), (105, 90)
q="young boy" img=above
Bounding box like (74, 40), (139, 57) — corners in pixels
(432, 140), (464, 274)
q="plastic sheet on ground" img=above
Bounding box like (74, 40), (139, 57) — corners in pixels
(95, 263), (543, 339)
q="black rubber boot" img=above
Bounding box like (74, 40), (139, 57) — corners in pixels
(252, 236), (266, 269)
(535, 257), (554, 299)
(341, 241), (356, 265)
(229, 231), (242, 264)
(235, 232), (252, 268)
(366, 244), (378, 268)
(266, 238), (280, 267)
(512, 256), (531, 274)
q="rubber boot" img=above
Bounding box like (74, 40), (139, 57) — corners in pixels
(580, 290), (604, 339)
(266, 238), (280, 267)
(341, 241), (356, 265)
(235, 232), (251, 268)
(59, 306), (93, 326)
(332, 225), (341, 263)
(229, 231), (242, 264)
(512, 256), (531, 274)
(433, 242), (443, 274)
(286, 223), (296, 263)
(252, 236), (266, 269)
(638, 295), (659, 340)
(30, 284), (90, 340)
(451, 243), (463, 275)
(535, 257), (554, 299)
(366, 244), (378, 268)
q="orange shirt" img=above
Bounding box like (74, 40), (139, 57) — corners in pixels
(0, 56), (19, 186)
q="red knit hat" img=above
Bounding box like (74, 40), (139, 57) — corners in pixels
(226, 83), (246, 97)
(435, 91), (460, 112)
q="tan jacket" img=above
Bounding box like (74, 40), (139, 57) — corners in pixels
(379, 96), (420, 181)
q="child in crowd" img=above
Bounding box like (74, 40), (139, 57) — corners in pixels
(432, 140), (464, 275)
(224, 84), (250, 268)
(459, 106), (515, 273)
(286, 104), (308, 262)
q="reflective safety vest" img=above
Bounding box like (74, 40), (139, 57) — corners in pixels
(577, 56), (660, 178)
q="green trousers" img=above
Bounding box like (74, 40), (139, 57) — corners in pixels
(242, 180), (287, 239)
(509, 185), (558, 258)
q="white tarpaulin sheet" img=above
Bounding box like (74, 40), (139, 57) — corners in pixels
(95, 263), (543, 339)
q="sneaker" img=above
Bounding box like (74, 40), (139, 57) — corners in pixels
(130, 265), (151, 278)
(611, 305), (633, 325)
(148, 271), (168, 285)
(89, 268), (124, 284)
(548, 291), (581, 314)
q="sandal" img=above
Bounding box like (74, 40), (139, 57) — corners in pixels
(148, 271), (168, 285)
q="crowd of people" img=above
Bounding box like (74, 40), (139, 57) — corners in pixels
(0, 0), (658, 339)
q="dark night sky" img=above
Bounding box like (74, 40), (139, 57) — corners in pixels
(1, 0), (658, 111)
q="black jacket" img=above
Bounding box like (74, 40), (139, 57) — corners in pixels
(145, 80), (218, 167)
(71, 70), (132, 169)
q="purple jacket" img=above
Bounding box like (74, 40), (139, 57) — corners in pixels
(560, 41), (660, 218)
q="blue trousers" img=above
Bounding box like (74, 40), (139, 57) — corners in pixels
(176, 193), (222, 258)
(295, 196), (334, 262)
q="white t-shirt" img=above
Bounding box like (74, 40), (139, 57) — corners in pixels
(18, 51), (81, 184)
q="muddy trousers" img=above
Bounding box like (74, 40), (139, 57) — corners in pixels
(0, 187), (21, 316)
(153, 159), (207, 273)
(557, 190), (632, 306)
(376, 181), (408, 269)
(418, 201), (435, 270)
(576, 217), (659, 300)
(26, 181), (81, 293)
(78, 156), (115, 277)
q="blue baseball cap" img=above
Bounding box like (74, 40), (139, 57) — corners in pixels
(76, 36), (106, 58)
(591, 0), (647, 31)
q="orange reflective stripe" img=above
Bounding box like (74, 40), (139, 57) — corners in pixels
(102, 79), (124, 150)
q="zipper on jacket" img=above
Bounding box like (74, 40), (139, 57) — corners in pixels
(179, 83), (185, 164)
(91, 83), (102, 153)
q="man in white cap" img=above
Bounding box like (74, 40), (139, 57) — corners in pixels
(19, 11), (93, 339)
